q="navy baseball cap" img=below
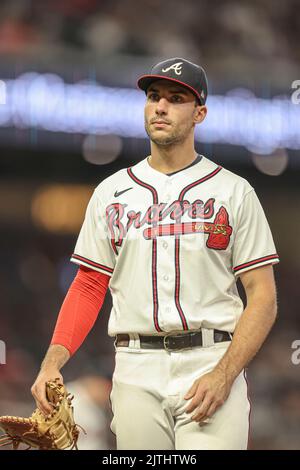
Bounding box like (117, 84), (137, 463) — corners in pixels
(137, 57), (208, 105)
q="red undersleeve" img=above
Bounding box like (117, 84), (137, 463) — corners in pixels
(50, 265), (110, 356)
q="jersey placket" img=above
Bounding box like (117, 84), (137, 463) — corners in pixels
(156, 177), (186, 332)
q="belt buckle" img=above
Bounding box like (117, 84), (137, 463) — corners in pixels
(163, 333), (191, 352)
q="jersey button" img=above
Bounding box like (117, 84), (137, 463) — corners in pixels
(163, 242), (168, 249)
(163, 275), (169, 281)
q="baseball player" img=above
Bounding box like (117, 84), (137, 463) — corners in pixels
(31, 58), (279, 450)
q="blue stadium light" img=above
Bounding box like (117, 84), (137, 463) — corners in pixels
(0, 72), (299, 152)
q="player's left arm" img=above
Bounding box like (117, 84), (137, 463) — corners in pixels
(184, 264), (277, 422)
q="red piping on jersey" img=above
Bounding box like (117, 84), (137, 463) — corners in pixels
(233, 254), (279, 273)
(178, 165), (223, 200)
(173, 165), (223, 330)
(127, 167), (162, 333)
(174, 235), (188, 330)
(71, 254), (114, 275)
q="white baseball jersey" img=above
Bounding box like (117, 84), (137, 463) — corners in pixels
(71, 155), (279, 336)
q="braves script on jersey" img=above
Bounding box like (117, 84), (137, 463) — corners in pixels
(71, 156), (279, 336)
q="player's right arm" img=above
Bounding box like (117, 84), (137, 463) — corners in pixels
(32, 189), (114, 415)
(31, 266), (110, 415)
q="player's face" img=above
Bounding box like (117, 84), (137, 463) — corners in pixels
(144, 80), (206, 146)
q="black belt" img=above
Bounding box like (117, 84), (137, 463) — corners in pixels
(115, 330), (232, 352)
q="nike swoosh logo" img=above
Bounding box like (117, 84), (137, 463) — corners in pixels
(114, 187), (133, 197)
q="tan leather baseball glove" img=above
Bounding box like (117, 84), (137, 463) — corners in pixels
(0, 378), (83, 450)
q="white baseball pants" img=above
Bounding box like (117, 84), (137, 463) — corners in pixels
(109, 336), (250, 450)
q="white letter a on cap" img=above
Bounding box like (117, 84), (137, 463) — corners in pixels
(162, 62), (183, 75)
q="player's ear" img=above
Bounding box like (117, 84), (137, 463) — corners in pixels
(194, 104), (207, 125)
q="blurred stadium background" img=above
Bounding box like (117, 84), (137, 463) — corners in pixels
(0, 0), (299, 450)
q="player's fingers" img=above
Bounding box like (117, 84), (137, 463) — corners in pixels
(196, 396), (225, 423)
(185, 389), (206, 414)
(203, 402), (218, 420)
(31, 383), (53, 415)
(35, 393), (53, 415)
(35, 399), (53, 416)
(191, 395), (213, 422)
(195, 404), (218, 425)
(184, 381), (198, 400)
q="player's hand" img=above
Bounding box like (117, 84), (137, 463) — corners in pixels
(31, 369), (64, 416)
(184, 368), (233, 423)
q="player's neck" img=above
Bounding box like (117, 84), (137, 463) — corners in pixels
(149, 141), (197, 175)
